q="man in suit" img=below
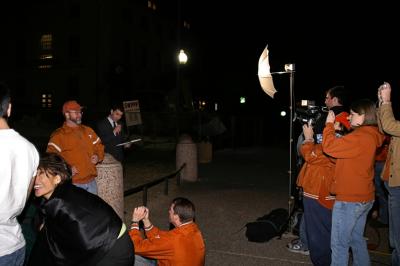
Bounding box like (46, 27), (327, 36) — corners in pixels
(96, 103), (130, 163)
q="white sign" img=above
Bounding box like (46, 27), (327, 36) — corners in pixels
(123, 100), (142, 126)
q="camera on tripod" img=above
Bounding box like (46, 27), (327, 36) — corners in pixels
(294, 100), (326, 126)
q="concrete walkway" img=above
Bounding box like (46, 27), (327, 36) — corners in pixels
(124, 146), (391, 266)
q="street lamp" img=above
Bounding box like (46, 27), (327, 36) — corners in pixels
(176, 49), (188, 138)
(178, 49), (188, 65)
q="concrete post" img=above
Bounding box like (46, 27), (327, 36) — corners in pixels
(176, 134), (198, 182)
(96, 153), (124, 219)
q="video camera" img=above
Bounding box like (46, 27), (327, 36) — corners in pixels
(294, 101), (327, 126)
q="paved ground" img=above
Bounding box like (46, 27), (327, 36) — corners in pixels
(123, 146), (392, 266)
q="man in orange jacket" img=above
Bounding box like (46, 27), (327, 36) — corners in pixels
(129, 197), (205, 266)
(47, 100), (104, 195)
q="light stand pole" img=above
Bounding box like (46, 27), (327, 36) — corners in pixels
(287, 64), (295, 220)
(272, 63), (296, 221)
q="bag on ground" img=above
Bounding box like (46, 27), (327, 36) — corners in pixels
(245, 208), (289, 243)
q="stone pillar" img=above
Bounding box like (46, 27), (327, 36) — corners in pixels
(176, 134), (198, 182)
(96, 153), (124, 219)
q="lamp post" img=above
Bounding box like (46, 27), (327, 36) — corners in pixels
(176, 49), (188, 138)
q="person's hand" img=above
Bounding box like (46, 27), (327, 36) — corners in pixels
(302, 123), (314, 140)
(113, 124), (122, 135)
(71, 166), (79, 176)
(326, 110), (335, 124)
(124, 143), (132, 149)
(132, 206), (147, 222)
(378, 82), (391, 104)
(91, 155), (99, 164)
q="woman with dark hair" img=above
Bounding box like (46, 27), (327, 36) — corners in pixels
(322, 99), (384, 266)
(29, 153), (134, 266)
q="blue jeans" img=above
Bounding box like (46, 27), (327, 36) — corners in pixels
(0, 246), (25, 266)
(374, 162), (388, 224)
(384, 182), (400, 266)
(331, 200), (373, 266)
(74, 179), (98, 195)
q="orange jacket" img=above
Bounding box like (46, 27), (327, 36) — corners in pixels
(322, 123), (384, 202)
(47, 123), (104, 184)
(129, 222), (205, 266)
(297, 142), (335, 209)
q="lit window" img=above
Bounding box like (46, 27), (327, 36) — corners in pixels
(41, 93), (52, 108)
(38, 65), (52, 69)
(40, 54), (53, 60)
(148, 0), (156, 10)
(39, 34), (53, 68)
(183, 21), (191, 29)
(40, 34), (52, 50)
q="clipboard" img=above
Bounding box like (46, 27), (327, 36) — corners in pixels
(116, 138), (142, 147)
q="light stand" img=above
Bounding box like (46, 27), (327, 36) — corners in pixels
(271, 64), (296, 220)
(257, 46), (297, 232)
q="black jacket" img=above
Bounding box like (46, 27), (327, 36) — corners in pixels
(30, 183), (122, 266)
(96, 117), (125, 162)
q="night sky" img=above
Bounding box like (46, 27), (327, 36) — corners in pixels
(187, 2), (400, 113)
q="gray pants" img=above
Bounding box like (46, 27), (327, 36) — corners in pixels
(134, 255), (157, 266)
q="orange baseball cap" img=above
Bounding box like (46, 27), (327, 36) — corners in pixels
(335, 111), (351, 130)
(62, 100), (82, 114)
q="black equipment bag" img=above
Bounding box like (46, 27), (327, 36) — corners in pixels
(245, 208), (289, 243)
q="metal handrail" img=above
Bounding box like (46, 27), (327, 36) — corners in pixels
(123, 163), (186, 206)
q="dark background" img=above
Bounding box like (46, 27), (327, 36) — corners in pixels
(2, 1), (400, 147)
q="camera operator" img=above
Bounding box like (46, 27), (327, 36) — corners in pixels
(288, 85), (350, 256)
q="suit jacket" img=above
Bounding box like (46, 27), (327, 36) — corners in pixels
(96, 117), (124, 162)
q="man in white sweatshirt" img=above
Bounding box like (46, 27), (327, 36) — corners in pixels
(0, 83), (39, 266)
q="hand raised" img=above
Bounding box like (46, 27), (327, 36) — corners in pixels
(302, 123), (314, 140)
(326, 110), (335, 124)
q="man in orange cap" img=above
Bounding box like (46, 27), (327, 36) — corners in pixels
(46, 100), (104, 194)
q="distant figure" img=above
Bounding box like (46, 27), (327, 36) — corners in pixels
(96, 103), (130, 163)
(129, 198), (205, 266)
(0, 83), (39, 265)
(28, 153), (134, 266)
(377, 82), (400, 266)
(46, 100), (104, 195)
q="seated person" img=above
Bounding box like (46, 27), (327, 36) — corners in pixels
(129, 198), (205, 266)
(28, 153), (134, 266)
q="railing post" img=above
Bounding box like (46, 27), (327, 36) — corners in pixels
(143, 186), (148, 206)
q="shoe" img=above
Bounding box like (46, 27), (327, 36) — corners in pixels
(286, 238), (310, 255)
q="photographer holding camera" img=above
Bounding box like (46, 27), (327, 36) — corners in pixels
(288, 86), (351, 257)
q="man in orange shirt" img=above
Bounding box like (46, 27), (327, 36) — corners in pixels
(129, 197), (205, 266)
(47, 100), (104, 195)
